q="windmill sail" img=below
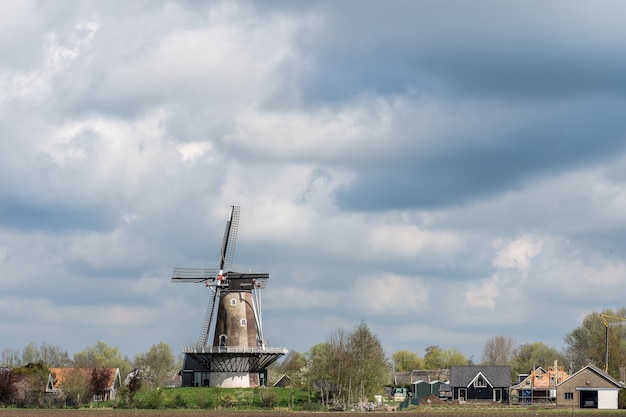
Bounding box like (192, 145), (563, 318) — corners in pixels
(218, 206), (239, 274)
(197, 286), (220, 347)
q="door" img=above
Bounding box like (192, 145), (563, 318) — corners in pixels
(459, 388), (466, 403)
(493, 388), (502, 402)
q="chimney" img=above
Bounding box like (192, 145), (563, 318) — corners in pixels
(619, 366), (625, 382)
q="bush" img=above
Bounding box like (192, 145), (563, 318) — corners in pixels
(141, 388), (164, 409)
(259, 389), (277, 408)
(219, 392), (237, 408)
(172, 393), (187, 408)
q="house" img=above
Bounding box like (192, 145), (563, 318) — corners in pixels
(509, 362), (569, 405)
(47, 368), (122, 402)
(556, 364), (623, 409)
(449, 366), (511, 403)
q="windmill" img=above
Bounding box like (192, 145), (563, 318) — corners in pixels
(172, 206), (287, 388)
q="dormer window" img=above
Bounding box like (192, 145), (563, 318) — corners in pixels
(474, 375), (487, 388)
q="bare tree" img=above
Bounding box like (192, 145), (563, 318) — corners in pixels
(481, 335), (517, 366)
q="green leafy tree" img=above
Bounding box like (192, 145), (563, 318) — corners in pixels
(272, 351), (307, 388)
(564, 308), (626, 377)
(56, 368), (91, 407)
(392, 350), (423, 372)
(304, 322), (390, 406)
(424, 345), (468, 369)
(12, 361), (50, 407)
(512, 342), (568, 375)
(73, 341), (131, 377)
(441, 347), (469, 367)
(133, 342), (176, 388)
(305, 343), (334, 407)
(423, 346), (443, 369)
(347, 321), (390, 402)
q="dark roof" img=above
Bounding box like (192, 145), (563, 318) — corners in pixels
(449, 366), (511, 388)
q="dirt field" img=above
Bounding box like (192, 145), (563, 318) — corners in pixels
(0, 409), (620, 417)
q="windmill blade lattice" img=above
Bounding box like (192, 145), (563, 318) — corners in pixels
(219, 206), (239, 273)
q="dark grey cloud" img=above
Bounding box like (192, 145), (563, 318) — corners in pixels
(336, 97), (626, 211)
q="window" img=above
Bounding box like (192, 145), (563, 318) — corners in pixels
(474, 375), (487, 388)
(240, 318), (247, 327)
(230, 299), (237, 306)
(564, 392), (574, 400)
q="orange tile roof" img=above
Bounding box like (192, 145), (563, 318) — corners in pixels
(48, 368), (119, 390)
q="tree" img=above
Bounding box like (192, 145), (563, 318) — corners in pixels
(304, 322), (390, 406)
(90, 368), (111, 402)
(440, 347), (469, 367)
(512, 342), (568, 375)
(481, 335), (517, 366)
(60, 368), (91, 407)
(2, 343), (70, 368)
(423, 345), (468, 369)
(73, 341), (131, 377)
(564, 308), (626, 377)
(272, 351), (307, 388)
(133, 342), (176, 388)
(347, 322), (390, 402)
(423, 346), (443, 369)
(392, 350), (423, 372)
(305, 343), (334, 407)
(0, 369), (18, 405)
(0, 349), (20, 368)
(12, 361), (50, 407)
(124, 369), (142, 407)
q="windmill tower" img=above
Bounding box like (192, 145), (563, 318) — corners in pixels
(172, 206), (287, 388)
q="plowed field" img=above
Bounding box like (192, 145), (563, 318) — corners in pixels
(0, 409), (619, 417)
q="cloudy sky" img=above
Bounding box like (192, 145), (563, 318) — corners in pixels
(2, 0), (626, 365)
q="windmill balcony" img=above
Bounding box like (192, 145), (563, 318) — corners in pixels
(183, 346), (288, 355)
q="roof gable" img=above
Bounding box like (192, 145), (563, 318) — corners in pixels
(468, 371), (493, 388)
(450, 366), (511, 387)
(557, 364), (623, 389)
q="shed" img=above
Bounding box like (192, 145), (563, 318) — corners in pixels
(412, 380), (443, 400)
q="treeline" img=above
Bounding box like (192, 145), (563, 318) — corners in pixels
(2, 309), (625, 408)
(386, 308), (626, 379)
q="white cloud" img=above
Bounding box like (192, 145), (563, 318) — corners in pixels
(492, 235), (543, 271)
(350, 273), (429, 314)
(464, 275), (499, 310)
(364, 223), (461, 261)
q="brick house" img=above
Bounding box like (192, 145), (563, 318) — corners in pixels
(556, 364), (622, 409)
